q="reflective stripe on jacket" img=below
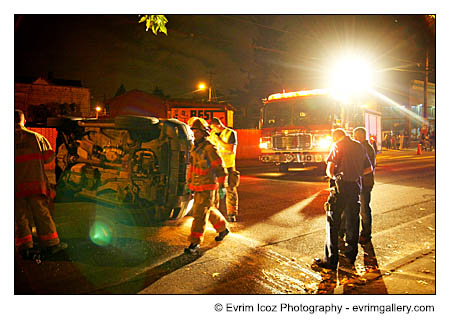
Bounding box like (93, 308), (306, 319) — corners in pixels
(15, 126), (55, 198)
(187, 138), (226, 192)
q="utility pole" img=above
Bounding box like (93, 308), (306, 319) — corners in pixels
(208, 71), (216, 102)
(423, 48), (429, 120)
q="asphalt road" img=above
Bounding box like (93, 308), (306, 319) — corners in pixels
(14, 149), (436, 294)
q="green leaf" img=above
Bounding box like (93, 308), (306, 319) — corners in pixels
(138, 14), (168, 35)
(138, 15), (148, 23)
(159, 24), (167, 35)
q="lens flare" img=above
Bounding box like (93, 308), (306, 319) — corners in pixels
(89, 220), (113, 246)
(368, 89), (429, 125)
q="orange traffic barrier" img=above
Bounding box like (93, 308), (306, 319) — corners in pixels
(417, 143), (422, 155)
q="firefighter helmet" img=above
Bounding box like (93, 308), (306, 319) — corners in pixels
(186, 117), (198, 127)
(190, 118), (210, 135)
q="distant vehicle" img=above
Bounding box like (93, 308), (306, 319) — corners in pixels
(259, 89), (381, 173)
(48, 115), (193, 223)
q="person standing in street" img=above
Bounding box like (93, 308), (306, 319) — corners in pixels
(353, 127), (376, 245)
(313, 128), (372, 270)
(184, 118), (230, 254)
(14, 109), (67, 260)
(209, 117), (240, 222)
(430, 130), (435, 151)
(385, 133), (391, 149)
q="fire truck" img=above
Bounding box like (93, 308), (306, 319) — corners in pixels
(259, 88), (381, 173)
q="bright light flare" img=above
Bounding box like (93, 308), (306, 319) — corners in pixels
(369, 88), (429, 126)
(328, 55), (374, 99)
(198, 83), (206, 90)
(95, 106), (102, 112)
(314, 135), (333, 149)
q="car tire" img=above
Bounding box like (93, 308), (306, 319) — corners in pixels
(47, 117), (70, 128)
(114, 115), (159, 129)
(115, 115), (161, 142)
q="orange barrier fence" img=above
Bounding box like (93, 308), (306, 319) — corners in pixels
(236, 129), (261, 160)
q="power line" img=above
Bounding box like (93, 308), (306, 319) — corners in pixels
(220, 15), (289, 33)
(220, 15), (316, 40)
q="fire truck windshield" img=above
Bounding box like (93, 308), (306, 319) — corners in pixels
(262, 96), (337, 128)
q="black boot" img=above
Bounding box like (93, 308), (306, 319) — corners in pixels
(215, 228), (230, 242)
(312, 258), (337, 271)
(41, 242), (68, 258)
(184, 243), (199, 254)
(19, 247), (41, 261)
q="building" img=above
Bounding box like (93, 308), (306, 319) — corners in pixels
(167, 99), (234, 127)
(104, 89), (235, 127)
(379, 79), (435, 142)
(15, 75), (91, 123)
(105, 89), (168, 119)
(409, 80), (435, 134)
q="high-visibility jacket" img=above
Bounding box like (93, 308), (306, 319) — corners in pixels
(209, 127), (237, 168)
(15, 126), (55, 199)
(187, 138), (226, 192)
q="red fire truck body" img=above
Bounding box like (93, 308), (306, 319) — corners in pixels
(259, 88), (381, 172)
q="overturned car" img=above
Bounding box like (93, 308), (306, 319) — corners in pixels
(49, 115), (193, 223)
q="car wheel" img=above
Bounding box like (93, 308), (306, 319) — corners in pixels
(114, 115), (159, 129)
(47, 117), (73, 128)
(114, 115), (161, 142)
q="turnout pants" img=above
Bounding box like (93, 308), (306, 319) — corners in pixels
(189, 190), (228, 245)
(324, 181), (361, 266)
(214, 168), (240, 217)
(14, 195), (60, 251)
(225, 168), (240, 216)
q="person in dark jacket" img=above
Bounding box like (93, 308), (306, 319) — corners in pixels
(353, 127), (376, 244)
(313, 128), (372, 270)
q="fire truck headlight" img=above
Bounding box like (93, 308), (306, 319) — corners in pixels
(259, 137), (271, 150)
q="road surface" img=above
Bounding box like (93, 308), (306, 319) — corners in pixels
(15, 149), (435, 294)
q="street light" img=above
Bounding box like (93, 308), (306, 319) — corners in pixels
(198, 82), (212, 101)
(95, 106), (102, 119)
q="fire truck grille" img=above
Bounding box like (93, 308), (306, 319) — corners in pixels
(272, 134), (312, 150)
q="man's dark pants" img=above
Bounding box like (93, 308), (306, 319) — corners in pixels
(359, 186), (373, 240)
(325, 181), (361, 266)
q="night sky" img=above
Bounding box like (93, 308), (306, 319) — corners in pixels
(14, 14), (435, 124)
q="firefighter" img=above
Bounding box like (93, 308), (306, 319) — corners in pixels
(185, 118), (230, 254)
(14, 109), (67, 260)
(209, 117), (240, 222)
